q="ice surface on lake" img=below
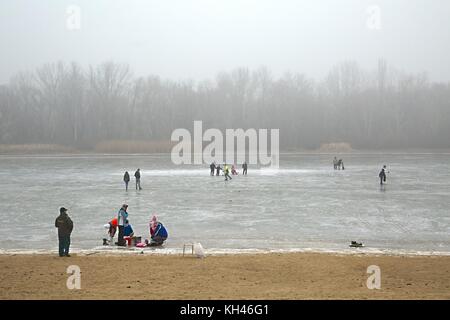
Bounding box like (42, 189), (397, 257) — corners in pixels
(0, 153), (449, 254)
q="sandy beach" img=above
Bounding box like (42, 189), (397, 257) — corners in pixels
(0, 252), (449, 300)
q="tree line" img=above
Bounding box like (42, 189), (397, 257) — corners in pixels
(0, 60), (449, 150)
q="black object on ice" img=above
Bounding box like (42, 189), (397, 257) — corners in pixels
(349, 241), (364, 248)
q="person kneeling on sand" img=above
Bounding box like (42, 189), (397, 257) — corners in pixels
(145, 215), (168, 246)
(103, 217), (118, 245)
(123, 220), (138, 246)
(124, 220), (134, 238)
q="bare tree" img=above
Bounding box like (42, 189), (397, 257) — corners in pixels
(1, 61), (450, 151)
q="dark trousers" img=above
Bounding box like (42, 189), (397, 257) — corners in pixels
(225, 173), (232, 180)
(136, 179), (141, 190)
(58, 235), (71, 256)
(125, 181), (129, 191)
(243, 168), (247, 175)
(150, 236), (167, 246)
(118, 226), (125, 246)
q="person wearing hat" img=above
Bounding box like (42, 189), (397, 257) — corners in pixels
(55, 207), (73, 257)
(147, 215), (168, 246)
(117, 204), (129, 246)
(103, 217), (118, 245)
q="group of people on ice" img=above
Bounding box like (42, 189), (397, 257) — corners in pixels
(210, 162), (248, 180)
(123, 169), (142, 191)
(333, 157), (345, 170)
(103, 204), (168, 248)
(332, 156), (389, 184)
(55, 160), (391, 257)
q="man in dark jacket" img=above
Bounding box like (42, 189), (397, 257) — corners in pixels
(55, 207), (73, 257)
(215, 165), (222, 176)
(242, 162), (248, 175)
(379, 165), (387, 185)
(123, 171), (130, 191)
(135, 169), (142, 190)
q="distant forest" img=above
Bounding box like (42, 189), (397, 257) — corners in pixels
(1, 59), (449, 151)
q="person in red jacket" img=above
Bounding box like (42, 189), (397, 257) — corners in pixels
(103, 217), (118, 245)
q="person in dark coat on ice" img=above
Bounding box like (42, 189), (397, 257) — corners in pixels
(134, 169), (142, 190)
(379, 165), (388, 185)
(123, 171), (130, 191)
(215, 164), (222, 176)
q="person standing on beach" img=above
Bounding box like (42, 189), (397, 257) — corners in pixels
(134, 169), (142, 190)
(333, 157), (338, 170)
(242, 162), (248, 175)
(123, 171), (130, 191)
(117, 204), (129, 246)
(55, 207), (73, 257)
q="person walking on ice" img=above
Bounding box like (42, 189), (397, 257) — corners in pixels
(224, 164), (232, 181)
(123, 171), (130, 191)
(134, 168), (142, 190)
(379, 165), (388, 185)
(242, 162), (248, 175)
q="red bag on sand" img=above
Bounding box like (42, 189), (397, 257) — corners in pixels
(124, 236), (131, 246)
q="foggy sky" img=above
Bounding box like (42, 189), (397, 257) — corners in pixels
(1, 0), (450, 84)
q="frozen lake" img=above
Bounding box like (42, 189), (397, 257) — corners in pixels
(0, 153), (449, 254)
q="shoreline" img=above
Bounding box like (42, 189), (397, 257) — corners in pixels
(1, 252), (449, 299)
(2, 247), (450, 257)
